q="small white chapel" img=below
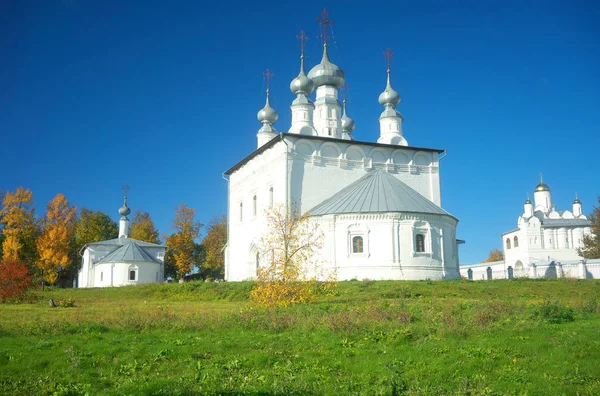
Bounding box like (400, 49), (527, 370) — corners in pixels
(77, 193), (166, 288)
(223, 10), (462, 281)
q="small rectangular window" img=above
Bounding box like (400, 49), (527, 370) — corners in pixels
(352, 236), (364, 253)
(100, 272), (103, 282)
(253, 195), (257, 216)
(129, 270), (136, 281)
(416, 234), (425, 253)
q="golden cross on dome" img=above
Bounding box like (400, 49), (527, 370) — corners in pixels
(317, 8), (333, 45)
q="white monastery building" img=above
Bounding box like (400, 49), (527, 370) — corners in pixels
(223, 10), (462, 281)
(460, 177), (597, 280)
(77, 194), (166, 288)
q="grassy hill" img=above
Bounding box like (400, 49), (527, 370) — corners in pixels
(1, 279), (599, 395)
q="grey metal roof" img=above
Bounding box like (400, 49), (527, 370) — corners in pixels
(88, 237), (165, 248)
(541, 219), (591, 228)
(309, 169), (454, 218)
(97, 240), (159, 264)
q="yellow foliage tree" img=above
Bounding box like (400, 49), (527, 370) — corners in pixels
(481, 248), (504, 263)
(250, 203), (333, 308)
(200, 215), (227, 279)
(0, 187), (39, 265)
(130, 210), (160, 244)
(165, 204), (202, 279)
(36, 193), (77, 286)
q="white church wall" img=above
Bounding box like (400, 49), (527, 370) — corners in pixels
(316, 213), (459, 281)
(226, 142), (288, 281)
(288, 136), (441, 214)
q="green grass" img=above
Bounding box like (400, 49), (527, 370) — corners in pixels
(1, 279), (599, 395)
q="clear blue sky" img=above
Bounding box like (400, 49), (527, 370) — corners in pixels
(1, 0), (598, 264)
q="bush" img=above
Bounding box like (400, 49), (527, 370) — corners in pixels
(532, 300), (575, 324)
(0, 258), (33, 303)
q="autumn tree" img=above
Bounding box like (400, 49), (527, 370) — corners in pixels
(74, 208), (118, 250)
(129, 210), (161, 244)
(579, 196), (600, 259)
(165, 204), (202, 279)
(0, 187), (39, 266)
(200, 214), (227, 279)
(482, 248), (504, 263)
(36, 193), (77, 287)
(250, 203), (331, 307)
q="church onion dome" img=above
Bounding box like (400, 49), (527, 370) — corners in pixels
(535, 182), (551, 192)
(525, 198), (532, 205)
(307, 44), (345, 89)
(119, 201), (130, 217)
(257, 94), (278, 124)
(573, 197), (581, 204)
(378, 73), (400, 107)
(341, 100), (355, 133)
(290, 56), (314, 95)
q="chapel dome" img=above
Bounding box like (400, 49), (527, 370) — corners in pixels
(573, 197), (581, 204)
(535, 182), (551, 192)
(307, 45), (345, 89)
(119, 203), (130, 216)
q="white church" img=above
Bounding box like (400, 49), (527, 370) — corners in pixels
(223, 11), (462, 281)
(460, 177), (597, 280)
(77, 194), (166, 288)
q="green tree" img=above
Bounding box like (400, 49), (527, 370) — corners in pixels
(200, 215), (227, 279)
(74, 208), (118, 252)
(578, 196), (600, 259)
(129, 210), (161, 244)
(482, 248), (504, 263)
(164, 204), (203, 279)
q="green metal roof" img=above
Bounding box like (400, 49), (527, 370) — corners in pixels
(309, 169), (454, 218)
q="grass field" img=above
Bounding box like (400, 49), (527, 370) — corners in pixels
(1, 279), (599, 395)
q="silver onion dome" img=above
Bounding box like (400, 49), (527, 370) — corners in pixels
(290, 56), (314, 95)
(307, 44), (345, 89)
(341, 100), (355, 133)
(378, 72), (400, 107)
(257, 93), (278, 124)
(525, 198), (532, 205)
(119, 198), (130, 217)
(573, 197), (581, 204)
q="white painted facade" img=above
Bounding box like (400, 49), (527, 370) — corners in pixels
(224, 35), (460, 281)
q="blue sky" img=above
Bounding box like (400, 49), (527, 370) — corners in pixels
(1, 0), (598, 264)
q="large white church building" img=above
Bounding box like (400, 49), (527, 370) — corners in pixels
(223, 11), (462, 281)
(460, 177), (597, 280)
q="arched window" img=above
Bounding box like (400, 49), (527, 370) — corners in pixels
(352, 236), (364, 253)
(253, 195), (257, 216)
(514, 236), (519, 248)
(256, 252), (260, 270)
(416, 234), (425, 253)
(129, 270), (137, 281)
(506, 238), (511, 249)
(239, 202), (243, 222)
(269, 187), (273, 206)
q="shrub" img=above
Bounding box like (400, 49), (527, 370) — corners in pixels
(532, 300), (575, 324)
(0, 258), (32, 302)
